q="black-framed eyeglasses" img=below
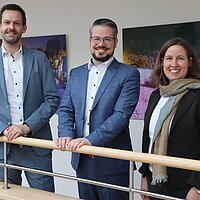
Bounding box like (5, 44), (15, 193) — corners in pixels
(91, 36), (115, 44)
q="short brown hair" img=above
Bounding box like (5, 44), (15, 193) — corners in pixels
(89, 18), (118, 39)
(0, 4), (26, 26)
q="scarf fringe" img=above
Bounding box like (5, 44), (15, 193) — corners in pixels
(151, 174), (168, 185)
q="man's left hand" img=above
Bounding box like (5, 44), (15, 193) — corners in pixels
(67, 138), (91, 151)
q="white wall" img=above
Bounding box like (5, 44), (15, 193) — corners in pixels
(1, 0), (200, 199)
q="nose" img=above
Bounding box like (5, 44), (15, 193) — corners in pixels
(171, 58), (178, 66)
(8, 22), (15, 30)
(99, 38), (106, 44)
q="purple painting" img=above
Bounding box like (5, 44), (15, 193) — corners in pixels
(21, 34), (67, 100)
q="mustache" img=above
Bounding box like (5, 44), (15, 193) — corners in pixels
(6, 29), (18, 34)
(95, 46), (109, 50)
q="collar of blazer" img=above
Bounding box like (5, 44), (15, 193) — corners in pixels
(146, 89), (197, 132)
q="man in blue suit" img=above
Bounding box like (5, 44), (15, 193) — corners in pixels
(0, 4), (60, 192)
(57, 18), (140, 199)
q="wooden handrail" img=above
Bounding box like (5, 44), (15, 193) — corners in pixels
(0, 135), (200, 172)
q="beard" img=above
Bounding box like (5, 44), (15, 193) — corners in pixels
(3, 30), (22, 45)
(92, 50), (115, 63)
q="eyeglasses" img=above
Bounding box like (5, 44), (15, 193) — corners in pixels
(91, 36), (115, 44)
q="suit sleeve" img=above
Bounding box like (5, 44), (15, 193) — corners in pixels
(187, 92), (200, 189)
(24, 52), (60, 135)
(57, 69), (75, 138)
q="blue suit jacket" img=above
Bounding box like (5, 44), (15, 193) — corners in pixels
(58, 58), (140, 175)
(0, 47), (60, 158)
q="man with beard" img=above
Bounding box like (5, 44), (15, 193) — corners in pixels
(0, 4), (60, 192)
(56, 18), (140, 200)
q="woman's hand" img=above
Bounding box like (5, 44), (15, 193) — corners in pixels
(186, 187), (200, 200)
(141, 176), (149, 200)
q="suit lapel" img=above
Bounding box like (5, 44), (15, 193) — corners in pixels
(22, 48), (33, 100)
(170, 92), (194, 131)
(79, 65), (89, 116)
(145, 90), (194, 136)
(91, 60), (118, 111)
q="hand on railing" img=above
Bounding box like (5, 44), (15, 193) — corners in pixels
(56, 137), (91, 151)
(3, 124), (30, 141)
(186, 187), (200, 200)
(140, 176), (149, 200)
(66, 138), (92, 151)
(56, 137), (72, 148)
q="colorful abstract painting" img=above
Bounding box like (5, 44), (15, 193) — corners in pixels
(123, 21), (200, 120)
(21, 34), (67, 99)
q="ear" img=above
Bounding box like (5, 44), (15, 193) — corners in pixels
(114, 38), (118, 48)
(22, 25), (27, 34)
(189, 57), (193, 67)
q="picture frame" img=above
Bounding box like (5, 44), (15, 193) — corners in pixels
(123, 21), (200, 119)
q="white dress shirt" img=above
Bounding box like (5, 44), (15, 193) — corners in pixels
(83, 57), (114, 136)
(2, 45), (24, 125)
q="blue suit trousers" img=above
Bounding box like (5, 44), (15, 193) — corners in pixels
(0, 144), (54, 192)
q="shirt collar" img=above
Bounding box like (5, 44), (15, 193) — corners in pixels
(1, 44), (23, 57)
(88, 56), (114, 71)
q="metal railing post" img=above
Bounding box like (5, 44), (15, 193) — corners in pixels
(3, 142), (9, 190)
(129, 161), (134, 200)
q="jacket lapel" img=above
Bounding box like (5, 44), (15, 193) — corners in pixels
(170, 91), (194, 131)
(79, 65), (89, 116)
(22, 48), (33, 100)
(146, 89), (194, 136)
(91, 59), (118, 111)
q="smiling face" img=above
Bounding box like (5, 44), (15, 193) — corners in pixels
(0, 9), (27, 47)
(89, 25), (118, 66)
(163, 44), (192, 82)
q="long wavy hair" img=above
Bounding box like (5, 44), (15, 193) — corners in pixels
(151, 38), (200, 87)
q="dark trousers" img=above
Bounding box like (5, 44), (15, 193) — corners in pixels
(146, 173), (190, 199)
(76, 155), (129, 200)
(0, 144), (54, 192)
